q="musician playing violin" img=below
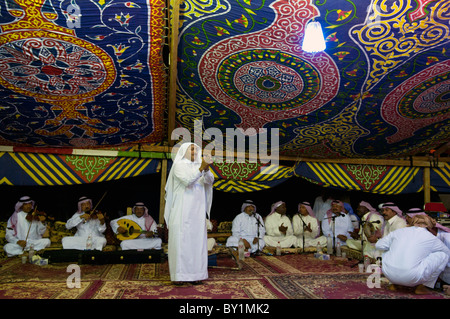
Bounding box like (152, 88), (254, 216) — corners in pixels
(79, 199), (105, 225)
(61, 196), (107, 251)
(4, 196), (51, 257)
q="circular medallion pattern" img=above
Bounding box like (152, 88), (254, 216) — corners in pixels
(0, 38), (107, 97)
(404, 76), (450, 117)
(217, 50), (320, 111)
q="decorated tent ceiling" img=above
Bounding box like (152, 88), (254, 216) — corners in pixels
(176, 0), (450, 160)
(0, 0), (166, 148)
(0, 0), (449, 161)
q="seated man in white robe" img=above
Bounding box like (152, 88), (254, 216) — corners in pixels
(62, 196), (107, 251)
(376, 214), (450, 294)
(292, 202), (326, 250)
(226, 200), (265, 254)
(321, 200), (353, 248)
(346, 201), (384, 259)
(264, 201), (296, 249)
(380, 202), (407, 237)
(4, 196), (51, 257)
(111, 202), (162, 250)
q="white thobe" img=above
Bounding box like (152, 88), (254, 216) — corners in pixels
(321, 213), (353, 246)
(346, 212), (384, 258)
(313, 197), (332, 222)
(376, 227), (450, 288)
(383, 215), (407, 237)
(437, 230), (450, 284)
(264, 213), (297, 248)
(206, 219), (215, 251)
(226, 212), (265, 253)
(111, 214), (162, 250)
(61, 212), (107, 251)
(165, 158), (214, 282)
(4, 211), (51, 257)
(292, 214), (327, 248)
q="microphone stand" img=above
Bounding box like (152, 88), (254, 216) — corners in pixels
(323, 213), (339, 256)
(351, 219), (367, 268)
(298, 214), (306, 254)
(253, 213), (267, 256)
(351, 219), (381, 268)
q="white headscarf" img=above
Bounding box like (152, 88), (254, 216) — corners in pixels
(77, 196), (92, 214)
(382, 202), (404, 219)
(242, 200), (257, 214)
(10, 196), (35, 236)
(133, 202), (155, 231)
(164, 143), (213, 224)
(298, 201), (316, 218)
(406, 208), (450, 233)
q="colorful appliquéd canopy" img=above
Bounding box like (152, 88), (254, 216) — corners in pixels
(176, 0), (450, 160)
(0, 0), (166, 148)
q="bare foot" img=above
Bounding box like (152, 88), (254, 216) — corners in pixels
(414, 284), (432, 295)
(443, 285), (450, 295)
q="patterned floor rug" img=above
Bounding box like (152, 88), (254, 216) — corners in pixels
(0, 252), (448, 300)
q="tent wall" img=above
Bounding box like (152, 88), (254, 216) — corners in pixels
(0, 151), (160, 185)
(2, 151), (449, 196)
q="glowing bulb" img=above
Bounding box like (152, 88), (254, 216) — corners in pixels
(302, 20), (326, 53)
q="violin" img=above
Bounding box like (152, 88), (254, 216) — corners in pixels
(82, 209), (106, 224)
(26, 208), (48, 222)
(88, 210), (105, 220)
(83, 191), (108, 223)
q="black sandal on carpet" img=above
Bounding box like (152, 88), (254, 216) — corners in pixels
(173, 281), (188, 286)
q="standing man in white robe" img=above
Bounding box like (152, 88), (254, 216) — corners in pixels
(293, 202), (326, 250)
(226, 200), (265, 254)
(376, 214), (450, 294)
(264, 201), (297, 248)
(313, 191), (333, 222)
(111, 202), (162, 250)
(164, 143), (214, 285)
(62, 196), (107, 251)
(321, 200), (354, 248)
(4, 196), (51, 257)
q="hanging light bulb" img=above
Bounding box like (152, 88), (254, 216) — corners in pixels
(302, 20), (326, 53)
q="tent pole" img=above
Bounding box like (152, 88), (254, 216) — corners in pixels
(159, 159), (168, 225)
(167, 0), (180, 147)
(423, 167), (431, 204)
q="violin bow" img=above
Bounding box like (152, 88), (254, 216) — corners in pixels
(24, 205), (38, 244)
(89, 191), (108, 216)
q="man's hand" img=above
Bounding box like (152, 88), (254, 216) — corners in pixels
(305, 223), (312, 233)
(97, 212), (105, 225)
(17, 240), (27, 248)
(117, 226), (127, 234)
(243, 238), (251, 250)
(279, 223), (287, 235)
(199, 154), (212, 172)
(349, 229), (360, 239)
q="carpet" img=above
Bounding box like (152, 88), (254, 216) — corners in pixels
(266, 273), (449, 299)
(1, 253), (449, 299)
(0, 253), (282, 299)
